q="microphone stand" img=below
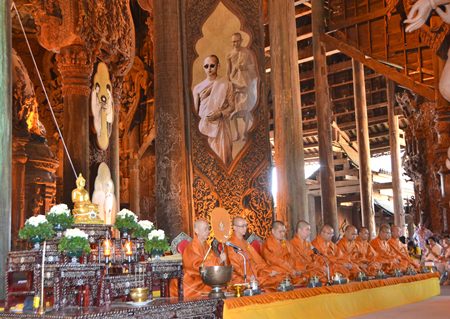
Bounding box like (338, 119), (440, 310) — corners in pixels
(312, 248), (331, 285)
(235, 249), (247, 283)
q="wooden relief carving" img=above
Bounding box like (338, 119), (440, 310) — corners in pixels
(186, 0), (274, 238)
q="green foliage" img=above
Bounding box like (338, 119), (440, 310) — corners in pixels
(144, 237), (170, 253)
(58, 236), (91, 255)
(18, 222), (54, 241)
(47, 213), (75, 230)
(135, 225), (152, 239)
(114, 215), (139, 233)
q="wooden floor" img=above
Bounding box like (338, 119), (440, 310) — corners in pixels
(351, 285), (450, 319)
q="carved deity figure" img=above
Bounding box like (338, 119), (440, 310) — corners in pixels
(226, 32), (258, 142)
(404, 0), (450, 102)
(72, 173), (103, 224)
(91, 62), (114, 150)
(92, 162), (117, 225)
(193, 55), (235, 165)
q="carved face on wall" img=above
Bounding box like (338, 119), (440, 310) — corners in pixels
(91, 62), (114, 150)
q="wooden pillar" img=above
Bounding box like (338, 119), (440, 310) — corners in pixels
(268, 0), (308, 232)
(153, 0), (191, 239)
(312, 0), (338, 234)
(11, 138), (28, 249)
(0, 0), (11, 298)
(387, 80), (405, 233)
(352, 59), (376, 239)
(57, 45), (93, 205)
(308, 195), (317, 238)
(111, 108), (120, 210)
(129, 156), (140, 215)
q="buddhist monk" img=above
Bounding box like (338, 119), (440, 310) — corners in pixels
(290, 220), (327, 283)
(226, 217), (284, 291)
(355, 227), (382, 276)
(182, 219), (226, 297)
(370, 224), (408, 273)
(388, 225), (420, 270)
(336, 225), (362, 279)
(311, 225), (351, 279)
(261, 221), (304, 285)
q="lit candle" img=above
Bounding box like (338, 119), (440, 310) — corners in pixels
(103, 239), (111, 257)
(124, 240), (133, 257)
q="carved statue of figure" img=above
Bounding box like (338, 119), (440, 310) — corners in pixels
(92, 162), (117, 225)
(91, 62), (114, 150)
(404, 0), (450, 101)
(72, 173), (103, 224)
(193, 55), (235, 165)
(226, 32), (258, 142)
(31, 186), (44, 216)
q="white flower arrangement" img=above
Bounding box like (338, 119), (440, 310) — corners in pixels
(25, 215), (48, 227)
(63, 228), (89, 239)
(117, 208), (138, 222)
(139, 220), (154, 230)
(49, 204), (71, 216)
(148, 229), (166, 241)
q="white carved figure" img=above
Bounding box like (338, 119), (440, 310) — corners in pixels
(92, 162), (117, 225)
(193, 55), (235, 165)
(91, 62), (114, 150)
(226, 32), (258, 142)
(404, 0), (450, 101)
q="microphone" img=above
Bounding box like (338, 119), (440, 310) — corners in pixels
(225, 241), (243, 252)
(311, 246), (321, 256)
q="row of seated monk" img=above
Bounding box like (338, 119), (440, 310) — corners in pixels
(174, 218), (422, 298)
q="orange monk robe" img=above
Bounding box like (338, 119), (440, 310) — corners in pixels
(180, 235), (221, 298)
(370, 237), (409, 273)
(226, 234), (284, 291)
(354, 237), (382, 276)
(290, 236), (327, 282)
(388, 238), (420, 270)
(311, 236), (351, 279)
(261, 235), (306, 285)
(336, 237), (362, 279)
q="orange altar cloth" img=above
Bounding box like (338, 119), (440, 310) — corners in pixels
(224, 273), (440, 319)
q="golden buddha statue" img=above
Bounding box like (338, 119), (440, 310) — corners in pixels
(72, 173), (104, 224)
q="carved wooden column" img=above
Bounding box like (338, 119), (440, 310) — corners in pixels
(312, 0), (338, 234)
(352, 59), (376, 239)
(56, 45), (93, 204)
(129, 156), (141, 215)
(11, 138), (28, 249)
(153, 0), (191, 238)
(387, 80), (405, 232)
(268, 0), (308, 231)
(0, 0), (11, 298)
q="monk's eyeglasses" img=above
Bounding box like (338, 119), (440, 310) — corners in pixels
(234, 224), (247, 228)
(203, 64), (216, 69)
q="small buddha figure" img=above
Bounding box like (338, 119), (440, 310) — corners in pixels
(72, 173), (103, 224)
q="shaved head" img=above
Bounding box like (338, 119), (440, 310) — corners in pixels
(272, 220), (287, 241)
(378, 224), (392, 240)
(391, 225), (401, 239)
(272, 220), (285, 231)
(320, 225), (334, 242)
(232, 216), (248, 239)
(344, 225), (357, 242)
(296, 220), (311, 240)
(358, 227), (370, 241)
(194, 219), (210, 242)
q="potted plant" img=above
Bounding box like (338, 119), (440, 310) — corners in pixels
(58, 228), (91, 263)
(114, 209), (139, 238)
(46, 204), (74, 237)
(135, 220), (155, 239)
(144, 229), (170, 259)
(19, 215), (55, 249)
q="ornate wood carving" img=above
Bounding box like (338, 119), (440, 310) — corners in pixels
(185, 0), (274, 238)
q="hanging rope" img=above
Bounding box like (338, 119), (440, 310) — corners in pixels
(12, 1), (78, 180)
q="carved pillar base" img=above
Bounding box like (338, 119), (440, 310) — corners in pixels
(12, 136), (28, 249)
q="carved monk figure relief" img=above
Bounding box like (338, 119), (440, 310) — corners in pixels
(92, 162), (117, 225)
(91, 62), (114, 150)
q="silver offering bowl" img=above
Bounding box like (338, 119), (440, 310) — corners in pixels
(200, 265), (233, 298)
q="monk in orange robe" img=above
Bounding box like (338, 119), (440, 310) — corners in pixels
(388, 225), (420, 270)
(336, 225), (362, 279)
(181, 219), (226, 297)
(355, 227), (382, 276)
(262, 221), (304, 285)
(290, 220), (327, 283)
(311, 225), (351, 279)
(370, 224), (408, 274)
(226, 217), (284, 291)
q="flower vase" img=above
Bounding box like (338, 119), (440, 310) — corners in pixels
(151, 248), (163, 259)
(120, 229), (129, 239)
(30, 236), (43, 250)
(67, 251), (83, 264)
